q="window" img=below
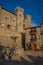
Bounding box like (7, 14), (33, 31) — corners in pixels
(13, 19), (15, 22)
(31, 35), (37, 41)
(12, 18), (16, 23)
(7, 24), (10, 29)
(31, 27), (36, 31)
(6, 17), (9, 20)
(13, 19), (16, 22)
(41, 31), (43, 35)
(23, 24), (25, 28)
(19, 14), (21, 17)
(30, 27), (37, 35)
(5, 16), (10, 21)
(19, 21), (21, 24)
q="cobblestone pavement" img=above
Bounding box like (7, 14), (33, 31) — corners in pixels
(0, 51), (43, 65)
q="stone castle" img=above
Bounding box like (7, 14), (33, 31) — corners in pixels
(0, 5), (43, 52)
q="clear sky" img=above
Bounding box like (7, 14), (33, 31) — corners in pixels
(0, 0), (43, 26)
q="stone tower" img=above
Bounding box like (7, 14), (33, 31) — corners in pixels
(40, 22), (43, 46)
(0, 5), (2, 13)
(24, 15), (31, 28)
(24, 15), (31, 49)
(15, 7), (24, 33)
(0, 5), (2, 22)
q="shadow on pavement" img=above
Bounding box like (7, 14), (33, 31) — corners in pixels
(27, 55), (43, 65)
(0, 56), (43, 65)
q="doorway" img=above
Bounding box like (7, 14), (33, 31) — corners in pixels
(21, 33), (25, 50)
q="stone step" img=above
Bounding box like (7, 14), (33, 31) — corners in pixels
(21, 55), (32, 62)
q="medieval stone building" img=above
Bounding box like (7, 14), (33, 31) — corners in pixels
(0, 5), (43, 53)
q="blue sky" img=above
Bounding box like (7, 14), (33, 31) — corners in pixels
(0, 0), (43, 26)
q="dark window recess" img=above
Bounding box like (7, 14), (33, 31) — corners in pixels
(41, 31), (43, 35)
(19, 21), (21, 24)
(6, 17), (7, 20)
(19, 14), (21, 16)
(6, 17), (9, 20)
(7, 25), (10, 29)
(13, 19), (15, 22)
(30, 28), (36, 35)
(23, 24), (25, 28)
(31, 27), (36, 31)
(31, 35), (37, 41)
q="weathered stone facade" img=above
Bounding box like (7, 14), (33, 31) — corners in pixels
(0, 5), (43, 53)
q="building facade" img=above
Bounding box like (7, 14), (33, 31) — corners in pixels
(0, 5), (43, 51)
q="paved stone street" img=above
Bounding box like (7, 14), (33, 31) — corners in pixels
(0, 51), (43, 65)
